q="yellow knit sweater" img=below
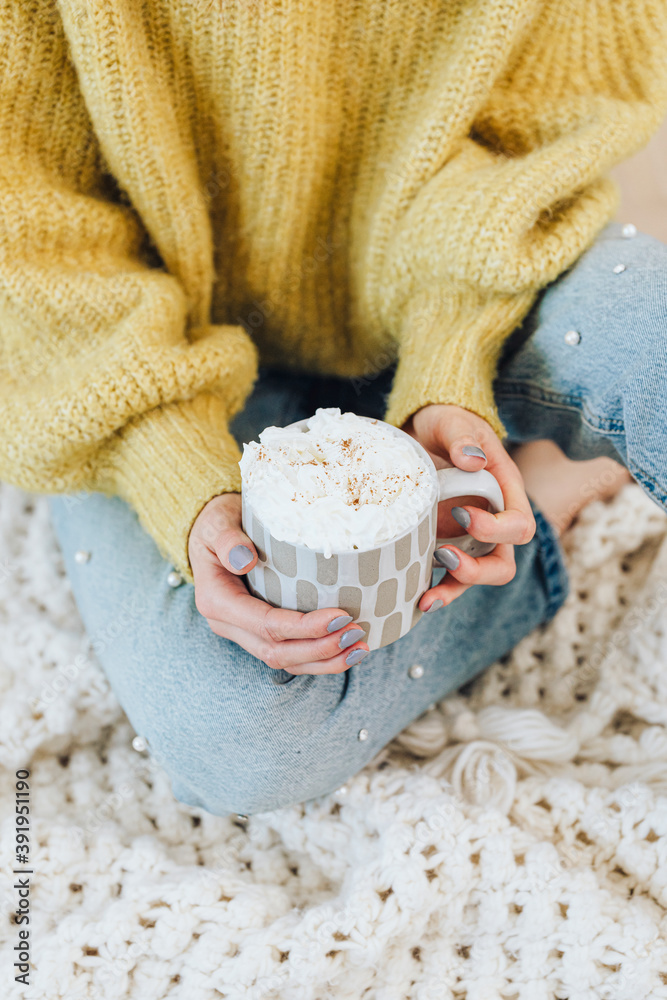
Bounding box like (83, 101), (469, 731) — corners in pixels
(1, 0), (666, 582)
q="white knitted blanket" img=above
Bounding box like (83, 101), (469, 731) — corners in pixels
(2, 482), (667, 1000)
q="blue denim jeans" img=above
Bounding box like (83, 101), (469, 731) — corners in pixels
(48, 222), (667, 815)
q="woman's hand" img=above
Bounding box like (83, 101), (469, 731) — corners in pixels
(403, 403), (536, 611)
(188, 493), (369, 674)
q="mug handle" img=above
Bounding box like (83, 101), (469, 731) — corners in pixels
(435, 467), (505, 561)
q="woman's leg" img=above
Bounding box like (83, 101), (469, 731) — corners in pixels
(494, 221), (667, 511)
(48, 373), (568, 816)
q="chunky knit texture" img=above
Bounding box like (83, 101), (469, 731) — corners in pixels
(0, 1), (666, 579)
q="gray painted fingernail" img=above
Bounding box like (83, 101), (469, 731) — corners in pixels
(327, 614), (354, 633)
(229, 544), (254, 570)
(346, 648), (368, 666)
(451, 507), (471, 530)
(462, 445), (486, 460)
(339, 628), (365, 650)
(426, 599), (444, 613)
(434, 547), (460, 571)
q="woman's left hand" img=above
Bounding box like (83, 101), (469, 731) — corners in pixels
(402, 403), (536, 611)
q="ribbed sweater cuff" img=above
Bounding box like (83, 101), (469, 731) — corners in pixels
(384, 287), (536, 439)
(100, 393), (243, 584)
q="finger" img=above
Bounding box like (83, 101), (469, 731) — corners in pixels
(432, 543), (517, 587)
(447, 429), (535, 545)
(213, 525), (258, 575)
(425, 422), (534, 543)
(419, 543), (517, 611)
(193, 551), (363, 641)
(450, 502), (534, 546)
(190, 493), (259, 576)
(288, 643), (371, 676)
(253, 623), (369, 669)
(210, 618), (370, 675)
(427, 408), (494, 462)
(448, 436), (489, 469)
(426, 410), (536, 544)
(483, 447), (536, 534)
(453, 449), (535, 545)
(419, 577), (470, 611)
(436, 492), (491, 538)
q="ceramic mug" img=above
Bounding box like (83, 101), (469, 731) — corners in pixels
(241, 416), (504, 650)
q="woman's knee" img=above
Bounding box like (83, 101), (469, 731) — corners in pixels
(162, 734), (346, 817)
(146, 668), (351, 816)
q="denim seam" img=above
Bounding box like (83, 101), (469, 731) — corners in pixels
(495, 381), (626, 435)
(626, 463), (667, 513)
(530, 503), (570, 621)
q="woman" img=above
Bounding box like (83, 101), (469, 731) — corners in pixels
(1, 0), (666, 815)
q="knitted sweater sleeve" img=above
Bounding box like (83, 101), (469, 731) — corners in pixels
(382, 0), (667, 438)
(0, 5), (257, 583)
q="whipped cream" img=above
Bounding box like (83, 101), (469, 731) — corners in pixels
(239, 408), (434, 556)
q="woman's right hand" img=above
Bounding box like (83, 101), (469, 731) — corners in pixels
(188, 493), (369, 674)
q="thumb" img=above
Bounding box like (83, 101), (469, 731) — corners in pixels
(413, 405), (490, 470)
(191, 493), (258, 575)
(216, 530), (257, 575)
(447, 436), (488, 472)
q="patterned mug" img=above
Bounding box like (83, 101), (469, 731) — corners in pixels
(241, 416), (504, 650)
